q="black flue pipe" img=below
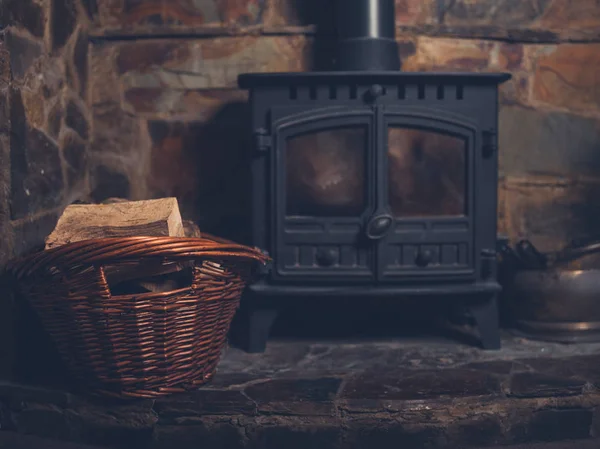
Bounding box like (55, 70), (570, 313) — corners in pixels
(334, 0), (401, 71)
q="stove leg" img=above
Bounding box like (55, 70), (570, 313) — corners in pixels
(243, 307), (278, 353)
(470, 294), (501, 350)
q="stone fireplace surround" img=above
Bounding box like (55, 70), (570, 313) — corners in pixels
(2, 0), (600, 447)
(2, 335), (600, 448)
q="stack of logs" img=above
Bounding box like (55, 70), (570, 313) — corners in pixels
(46, 197), (202, 295)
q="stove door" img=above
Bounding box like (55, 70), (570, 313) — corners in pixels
(271, 108), (376, 281)
(378, 113), (476, 281)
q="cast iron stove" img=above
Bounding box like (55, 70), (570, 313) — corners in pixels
(237, 0), (510, 352)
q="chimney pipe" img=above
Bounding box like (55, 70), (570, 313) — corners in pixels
(334, 0), (401, 71)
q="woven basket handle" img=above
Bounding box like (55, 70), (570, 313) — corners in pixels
(9, 237), (269, 279)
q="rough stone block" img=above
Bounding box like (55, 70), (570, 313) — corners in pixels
(437, 0), (551, 29)
(244, 378), (342, 416)
(5, 30), (43, 81)
(94, 0), (267, 34)
(51, 0), (78, 50)
(539, 0), (600, 41)
(445, 415), (505, 448)
(252, 423), (342, 449)
(499, 106), (600, 177)
(66, 405), (156, 449)
(10, 90), (64, 220)
(47, 100), (62, 138)
(145, 120), (201, 220)
(520, 355), (600, 388)
(0, 134), (11, 264)
(123, 87), (247, 118)
(395, 0), (433, 26)
(89, 43), (122, 107)
(64, 99), (89, 140)
(155, 390), (256, 421)
(14, 404), (71, 440)
(501, 176), (600, 251)
(152, 423), (246, 449)
(508, 372), (585, 398)
(531, 44), (600, 116)
(11, 209), (60, 256)
(0, 0), (46, 38)
(115, 36), (310, 90)
(403, 37), (495, 72)
(145, 116), (249, 223)
(341, 368), (501, 404)
(72, 28), (88, 97)
(89, 163), (131, 202)
(79, 0), (98, 20)
(61, 130), (88, 189)
(508, 408), (593, 444)
(344, 419), (445, 449)
(0, 38), (10, 89)
(396, 0), (600, 41)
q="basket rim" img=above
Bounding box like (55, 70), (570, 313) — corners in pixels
(8, 234), (270, 279)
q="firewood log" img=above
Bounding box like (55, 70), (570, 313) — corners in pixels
(45, 198), (194, 295)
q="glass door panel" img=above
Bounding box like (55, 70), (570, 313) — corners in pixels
(286, 126), (368, 217)
(387, 127), (467, 218)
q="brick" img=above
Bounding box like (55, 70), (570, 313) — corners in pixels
(531, 44), (600, 116)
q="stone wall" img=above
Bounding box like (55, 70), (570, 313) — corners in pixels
(0, 0), (92, 264)
(84, 0), (600, 252)
(0, 0), (93, 379)
(2, 0), (600, 256)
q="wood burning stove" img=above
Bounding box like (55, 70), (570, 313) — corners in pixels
(237, 0), (510, 352)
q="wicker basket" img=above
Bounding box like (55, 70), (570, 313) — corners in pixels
(8, 235), (269, 398)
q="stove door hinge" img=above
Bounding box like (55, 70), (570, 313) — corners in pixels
(254, 128), (272, 153)
(482, 129), (497, 159)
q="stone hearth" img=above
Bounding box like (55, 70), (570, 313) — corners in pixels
(2, 334), (600, 449)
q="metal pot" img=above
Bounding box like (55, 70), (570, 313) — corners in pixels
(501, 239), (600, 343)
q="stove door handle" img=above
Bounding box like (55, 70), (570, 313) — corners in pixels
(365, 214), (394, 240)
